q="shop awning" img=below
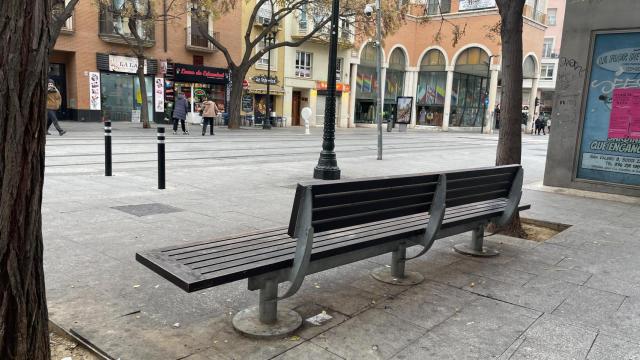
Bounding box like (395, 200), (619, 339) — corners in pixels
(247, 85), (285, 95)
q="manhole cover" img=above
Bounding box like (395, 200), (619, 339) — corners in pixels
(111, 203), (183, 217)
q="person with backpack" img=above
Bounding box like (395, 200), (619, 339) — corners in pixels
(172, 93), (190, 135)
(46, 79), (66, 136)
(201, 96), (218, 136)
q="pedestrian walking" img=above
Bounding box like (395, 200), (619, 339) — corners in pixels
(172, 93), (190, 135)
(201, 97), (218, 136)
(534, 117), (546, 135)
(47, 79), (66, 136)
(547, 118), (551, 133)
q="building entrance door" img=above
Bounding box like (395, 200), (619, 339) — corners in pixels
(292, 91), (301, 126)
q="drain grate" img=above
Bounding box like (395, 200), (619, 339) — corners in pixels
(111, 203), (183, 217)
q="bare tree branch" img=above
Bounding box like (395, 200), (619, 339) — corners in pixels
(49, 0), (80, 48)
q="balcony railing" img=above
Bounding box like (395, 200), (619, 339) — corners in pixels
(99, 12), (155, 46)
(187, 27), (218, 52)
(523, 5), (546, 24)
(294, 22), (354, 45)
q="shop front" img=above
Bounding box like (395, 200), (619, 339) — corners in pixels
(245, 74), (284, 126)
(96, 53), (158, 123)
(416, 50), (447, 126)
(316, 81), (350, 126)
(166, 63), (228, 124)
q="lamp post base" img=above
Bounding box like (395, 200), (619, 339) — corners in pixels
(314, 151), (341, 180)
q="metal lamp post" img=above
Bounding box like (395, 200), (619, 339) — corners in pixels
(313, 0), (341, 180)
(263, 27), (278, 130)
(481, 54), (497, 134)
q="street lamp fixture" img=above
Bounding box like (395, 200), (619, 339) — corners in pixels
(263, 25), (278, 130)
(313, 0), (341, 179)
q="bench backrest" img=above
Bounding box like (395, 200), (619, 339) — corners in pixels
(445, 165), (520, 208)
(288, 164), (522, 236)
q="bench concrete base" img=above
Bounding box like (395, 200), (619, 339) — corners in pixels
(232, 306), (302, 339)
(371, 267), (425, 285)
(452, 225), (500, 257)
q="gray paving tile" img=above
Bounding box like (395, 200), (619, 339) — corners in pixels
(507, 314), (597, 360)
(311, 309), (425, 360)
(587, 334), (640, 360)
(452, 259), (538, 286)
(506, 259), (593, 285)
(391, 297), (540, 359)
(585, 274), (640, 297)
(553, 286), (626, 328)
(273, 342), (344, 360)
(377, 280), (478, 330)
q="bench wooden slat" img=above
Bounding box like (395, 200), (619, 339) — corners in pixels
(138, 200), (510, 290)
(139, 202), (528, 292)
(167, 200), (508, 265)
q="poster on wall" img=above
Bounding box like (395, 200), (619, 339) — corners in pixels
(89, 72), (101, 111)
(154, 77), (164, 112)
(459, 0), (496, 11)
(577, 31), (640, 186)
(395, 97), (413, 124)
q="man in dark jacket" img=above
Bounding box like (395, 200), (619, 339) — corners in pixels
(172, 93), (190, 135)
(534, 117), (545, 135)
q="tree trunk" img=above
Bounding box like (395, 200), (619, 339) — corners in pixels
(228, 66), (248, 129)
(137, 56), (150, 129)
(492, 0), (527, 238)
(0, 1), (53, 359)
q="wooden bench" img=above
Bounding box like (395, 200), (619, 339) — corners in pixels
(136, 165), (529, 338)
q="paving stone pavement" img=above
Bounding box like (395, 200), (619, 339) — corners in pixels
(42, 123), (640, 359)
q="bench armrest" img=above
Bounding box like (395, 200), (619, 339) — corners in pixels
(407, 174), (447, 260)
(496, 167), (524, 226)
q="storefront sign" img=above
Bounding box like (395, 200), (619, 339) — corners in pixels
(316, 81), (351, 93)
(577, 31), (640, 186)
(89, 72), (101, 111)
(109, 55), (147, 74)
(459, 0), (496, 11)
(242, 94), (254, 112)
(174, 63), (227, 84)
(154, 77), (164, 112)
(252, 75), (278, 85)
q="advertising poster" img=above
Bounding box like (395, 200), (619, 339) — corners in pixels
(577, 31), (640, 186)
(154, 77), (164, 112)
(89, 72), (101, 111)
(395, 96), (413, 124)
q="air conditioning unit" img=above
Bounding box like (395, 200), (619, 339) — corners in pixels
(257, 16), (271, 26)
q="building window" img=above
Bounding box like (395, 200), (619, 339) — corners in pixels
(99, 0), (154, 41)
(547, 8), (557, 26)
(193, 55), (204, 66)
(425, 0), (440, 15)
(256, 1), (273, 25)
(336, 58), (343, 82)
(542, 38), (554, 58)
(60, 0), (73, 31)
(256, 41), (269, 67)
(540, 64), (554, 80)
(296, 51), (313, 78)
(189, 9), (210, 48)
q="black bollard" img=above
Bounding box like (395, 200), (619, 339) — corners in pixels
(104, 120), (112, 176)
(158, 127), (165, 190)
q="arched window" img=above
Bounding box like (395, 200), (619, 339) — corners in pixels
(451, 47), (491, 127)
(416, 49), (447, 126)
(523, 56), (536, 79)
(385, 48), (407, 122)
(388, 48), (406, 70)
(355, 43), (380, 123)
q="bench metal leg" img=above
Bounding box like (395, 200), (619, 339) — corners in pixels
(232, 278), (302, 338)
(371, 243), (425, 286)
(453, 224), (500, 257)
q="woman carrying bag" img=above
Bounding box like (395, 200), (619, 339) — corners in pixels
(201, 96), (218, 136)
